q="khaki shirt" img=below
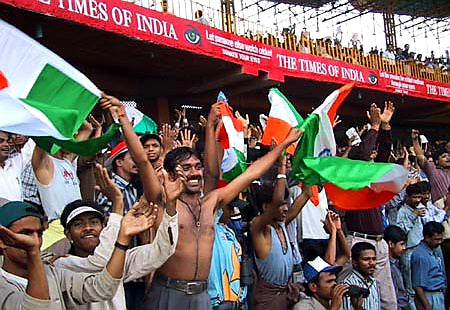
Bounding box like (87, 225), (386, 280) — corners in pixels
(293, 296), (329, 310)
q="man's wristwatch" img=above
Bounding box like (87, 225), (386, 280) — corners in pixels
(114, 241), (129, 251)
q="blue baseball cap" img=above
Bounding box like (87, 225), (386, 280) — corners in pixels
(304, 256), (343, 282)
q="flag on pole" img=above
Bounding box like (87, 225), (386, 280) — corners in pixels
(217, 92), (247, 182)
(291, 83), (407, 210)
(261, 88), (303, 155)
(0, 19), (119, 155)
(124, 105), (158, 135)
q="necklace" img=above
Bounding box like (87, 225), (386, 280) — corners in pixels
(179, 198), (202, 229)
(272, 223), (288, 255)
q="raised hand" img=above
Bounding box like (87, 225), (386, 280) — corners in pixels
(198, 115), (208, 128)
(411, 129), (420, 141)
(322, 211), (337, 234)
(330, 284), (349, 310)
(118, 201), (158, 238)
(162, 165), (187, 204)
(380, 101), (395, 124)
(333, 114), (342, 128)
(99, 93), (125, 120)
(330, 211), (342, 231)
(161, 124), (178, 154)
(95, 164), (123, 207)
(179, 129), (197, 148)
(89, 114), (105, 138)
(0, 225), (40, 252)
(366, 103), (381, 127)
(283, 128), (304, 146)
(207, 102), (221, 127)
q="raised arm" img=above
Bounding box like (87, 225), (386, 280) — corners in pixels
(203, 102), (221, 193)
(0, 226), (50, 303)
(411, 129), (426, 168)
(285, 184), (312, 225)
(100, 94), (162, 203)
(31, 145), (53, 185)
(214, 128), (303, 209)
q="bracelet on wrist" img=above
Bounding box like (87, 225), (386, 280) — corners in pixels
(114, 241), (129, 251)
(276, 173), (287, 179)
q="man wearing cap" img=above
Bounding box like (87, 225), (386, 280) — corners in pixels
(49, 166), (179, 310)
(294, 256), (348, 310)
(0, 197), (156, 309)
(99, 141), (139, 215)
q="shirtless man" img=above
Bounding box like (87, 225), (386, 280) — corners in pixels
(99, 95), (302, 310)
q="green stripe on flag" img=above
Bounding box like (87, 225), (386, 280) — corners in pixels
(222, 149), (247, 182)
(134, 116), (158, 135)
(24, 64), (99, 138)
(291, 113), (320, 183)
(33, 123), (121, 156)
(302, 157), (398, 190)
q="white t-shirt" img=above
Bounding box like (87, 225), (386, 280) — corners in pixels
(295, 188), (329, 240)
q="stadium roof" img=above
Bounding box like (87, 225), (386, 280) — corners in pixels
(265, 0), (450, 19)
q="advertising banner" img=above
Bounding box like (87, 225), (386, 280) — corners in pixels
(2, 0), (450, 102)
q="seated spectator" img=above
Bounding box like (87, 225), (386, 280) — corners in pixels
(411, 221), (446, 310)
(341, 242), (380, 310)
(0, 198), (155, 308)
(384, 225), (408, 310)
(195, 10), (210, 26)
(293, 256), (347, 310)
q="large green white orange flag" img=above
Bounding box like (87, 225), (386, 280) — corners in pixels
(261, 88), (303, 155)
(0, 19), (119, 155)
(291, 83), (407, 210)
(217, 92), (247, 182)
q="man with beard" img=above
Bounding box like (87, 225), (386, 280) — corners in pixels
(99, 94), (303, 310)
(341, 242), (380, 310)
(99, 141), (139, 215)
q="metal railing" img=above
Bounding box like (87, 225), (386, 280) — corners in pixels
(123, 0), (450, 84)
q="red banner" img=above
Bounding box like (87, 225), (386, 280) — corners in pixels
(3, 0), (450, 102)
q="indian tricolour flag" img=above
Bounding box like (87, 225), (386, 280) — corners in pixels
(291, 83), (407, 210)
(0, 19), (118, 155)
(261, 88), (303, 155)
(124, 104), (158, 135)
(217, 92), (247, 182)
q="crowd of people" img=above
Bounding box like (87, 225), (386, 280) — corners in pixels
(0, 92), (449, 310)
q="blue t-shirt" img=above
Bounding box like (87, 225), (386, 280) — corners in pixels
(411, 241), (446, 291)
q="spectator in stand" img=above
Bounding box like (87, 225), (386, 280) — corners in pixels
(411, 129), (449, 209)
(384, 225), (408, 310)
(417, 181), (446, 224)
(341, 242), (381, 310)
(382, 44), (396, 63)
(396, 183), (426, 310)
(411, 221), (446, 310)
(98, 142), (139, 216)
(402, 44), (411, 60)
(195, 10), (210, 26)
(161, 0), (169, 13)
(293, 256), (347, 310)
(141, 133), (164, 177)
(343, 102), (397, 310)
(395, 47), (403, 60)
(32, 121), (94, 251)
(250, 155), (312, 310)
(0, 198), (156, 308)
(50, 165), (178, 310)
(0, 131), (34, 201)
(416, 54), (423, 64)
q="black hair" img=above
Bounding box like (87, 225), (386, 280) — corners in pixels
(111, 151), (127, 173)
(416, 181), (431, 193)
(351, 242), (376, 261)
(60, 200), (103, 229)
(140, 133), (162, 148)
(304, 278), (319, 297)
(423, 221), (444, 238)
(163, 146), (203, 173)
(384, 225), (407, 244)
(405, 183), (422, 197)
(431, 146), (447, 163)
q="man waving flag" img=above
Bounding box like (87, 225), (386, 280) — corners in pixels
(291, 83), (407, 210)
(0, 19), (119, 155)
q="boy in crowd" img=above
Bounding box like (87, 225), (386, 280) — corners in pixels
(384, 225), (408, 310)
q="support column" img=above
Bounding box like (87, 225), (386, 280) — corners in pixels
(383, 1), (397, 48)
(156, 97), (170, 125)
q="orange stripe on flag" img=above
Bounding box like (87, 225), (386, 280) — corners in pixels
(328, 83), (354, 127)
(262, 117), (295, 154)
(0, 70), (8, 90)
(324, 183), (395, 211)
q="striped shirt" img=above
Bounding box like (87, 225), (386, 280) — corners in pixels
(97, 174), (138, 215)
(341, 270), (380, 310)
